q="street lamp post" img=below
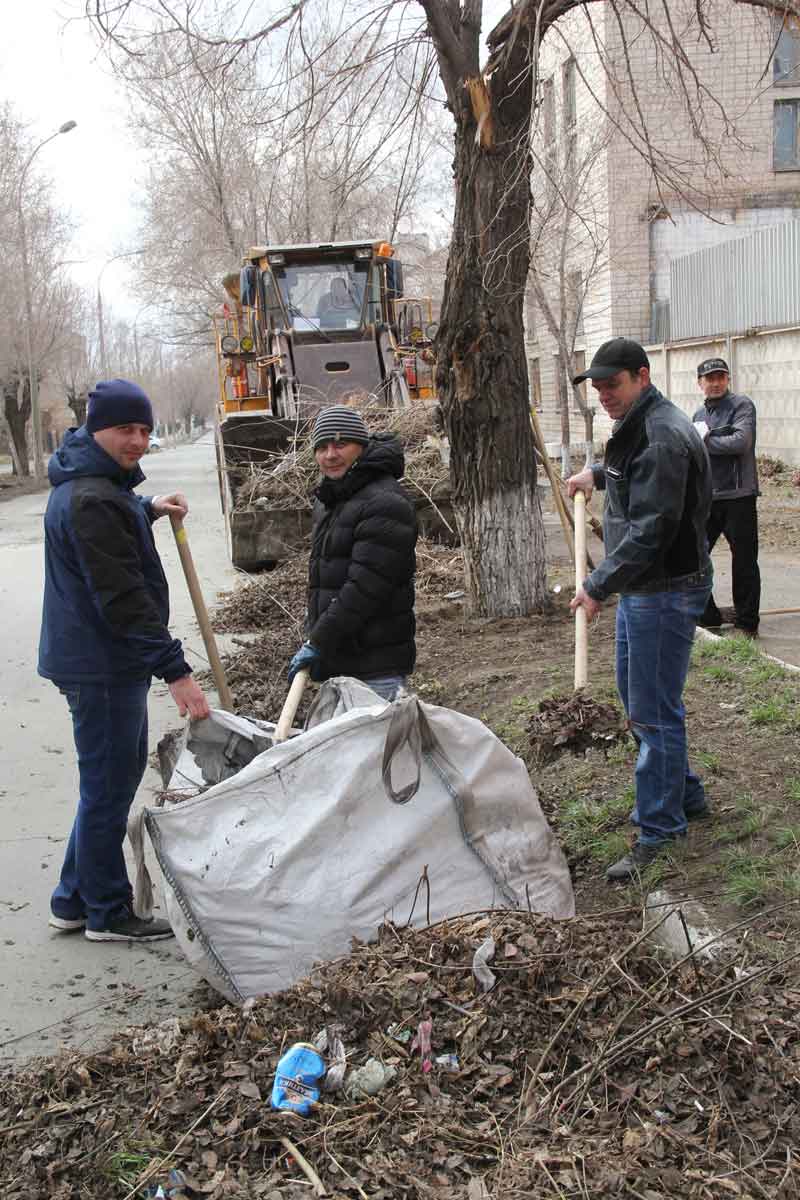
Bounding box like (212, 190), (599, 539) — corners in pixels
(16, 119), (77, 480)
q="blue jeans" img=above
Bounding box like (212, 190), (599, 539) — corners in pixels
(616, 582), (712, 846)
(360, 675), (407, 701)
(51, 680), (150, 931)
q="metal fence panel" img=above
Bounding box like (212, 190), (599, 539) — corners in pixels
(671, 220), (800, 340)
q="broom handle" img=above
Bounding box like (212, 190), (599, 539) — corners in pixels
(169, 514), (234, 712)
(274, 670), (309, 744)
(574, 491), (589, 690)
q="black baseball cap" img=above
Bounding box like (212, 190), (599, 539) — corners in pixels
(697, 357), (729, 378)
(573, 338), (650, 384)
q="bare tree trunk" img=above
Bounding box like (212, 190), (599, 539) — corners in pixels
(555, 351), (571, 477)
(3, 376), (31, 477)
(426, 10), (548, 617)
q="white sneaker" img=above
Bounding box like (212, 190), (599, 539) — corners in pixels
(49, 914), (86, 931)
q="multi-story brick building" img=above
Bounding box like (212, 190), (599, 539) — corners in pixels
(528, 1), (800, 448)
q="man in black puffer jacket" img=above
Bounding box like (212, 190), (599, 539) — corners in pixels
(287, 406), (417, 700)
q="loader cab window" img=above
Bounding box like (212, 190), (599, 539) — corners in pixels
(273, 261), (367, 332)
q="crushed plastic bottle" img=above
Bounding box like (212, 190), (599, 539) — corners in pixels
(270, 1042), (325, 1115)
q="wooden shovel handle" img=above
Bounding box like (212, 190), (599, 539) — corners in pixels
(573, 491), (589, 690)
(274, 670), (309, 744)
(169, 514), (234, 712)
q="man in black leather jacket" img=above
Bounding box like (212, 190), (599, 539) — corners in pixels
(287, 405), (417, 700)
(567, 339), (713, 881)
(692, 357), (760, 635)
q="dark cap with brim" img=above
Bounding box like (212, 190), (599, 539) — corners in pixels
(697, 357), (729, 378)
(573, 337), (650, 385)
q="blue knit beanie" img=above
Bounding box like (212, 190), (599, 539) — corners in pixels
(86, 379), (154, 433)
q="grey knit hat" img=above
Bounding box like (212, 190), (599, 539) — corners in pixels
(311, 405), (370, 450)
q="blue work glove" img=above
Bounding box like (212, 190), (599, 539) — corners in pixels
(288, 641), (322, 683)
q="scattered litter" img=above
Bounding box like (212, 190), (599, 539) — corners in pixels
(472, 936), (496, 992)
(270, 1042), (325, 1115)
(344, 1057), (397, 1098)
(411, 1017), (433, 1073)
(386, 1022), (413, 1043)
(313, 1026), (347, 1092)
(434, 1053), (460, 1073)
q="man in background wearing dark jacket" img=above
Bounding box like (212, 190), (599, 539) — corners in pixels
(567, 339), (713, 881)
(38, 379), (209, 943)
(692, 357), (760, 637)
(288, 405), (417, 700)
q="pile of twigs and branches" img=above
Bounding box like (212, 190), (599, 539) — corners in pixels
(3, 907), (798, 1198)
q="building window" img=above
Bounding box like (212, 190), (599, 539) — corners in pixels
(528, 357), (542, 410)
(773, 14), (800, 86)
(774, 99), (800, 170)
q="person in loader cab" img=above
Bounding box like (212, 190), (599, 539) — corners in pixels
(38, 379), (210, 943)
(566, 339), (713, 883)
(288, 405), (417, 700)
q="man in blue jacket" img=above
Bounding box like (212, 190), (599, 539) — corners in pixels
(38, 379), (210, 942)
(567, 339), (713, 881)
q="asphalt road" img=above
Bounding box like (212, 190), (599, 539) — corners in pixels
(0, 435), (236, 1065)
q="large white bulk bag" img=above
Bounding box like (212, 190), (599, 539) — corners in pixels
(144, 679), (574, 1002)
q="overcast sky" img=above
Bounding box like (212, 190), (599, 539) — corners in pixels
(2, 1), (142, 316)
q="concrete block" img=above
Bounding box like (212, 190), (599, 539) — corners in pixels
(645, 888), (732, 960)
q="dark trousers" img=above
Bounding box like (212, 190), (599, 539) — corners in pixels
(702, 496), (760, 631)
(51, 681), (150, 931)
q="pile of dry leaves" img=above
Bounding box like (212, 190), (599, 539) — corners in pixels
(2, 909), (798, 1199)
(527, 693), (630, 764)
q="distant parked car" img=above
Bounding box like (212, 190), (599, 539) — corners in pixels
(148, 435), (163, 452)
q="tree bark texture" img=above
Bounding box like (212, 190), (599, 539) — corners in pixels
(422, 1), (551, 616)
(3, 376), (31, 477)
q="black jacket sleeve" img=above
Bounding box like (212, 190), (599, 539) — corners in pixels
(69, 491), (190, 682)
(309, 490), (416, 655)
(585, 440), (690, 601)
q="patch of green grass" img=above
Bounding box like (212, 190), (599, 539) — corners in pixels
(774, 826), (800, 851)
(717, 793), (767, 844)
(725, 636), (763, 665)
(723, 849), (774, 908)
(723, 846), (800, 908)
(558, 787), (633, 863)
(692, 639), (727, 662)
(749, 696), (792, 727)
(785, 777), (800, 803)
(701, 664), (737, 684)
(102, 1149), (153, 1188)
(751, 660), (789, 684)
(696, 750), (722, 775)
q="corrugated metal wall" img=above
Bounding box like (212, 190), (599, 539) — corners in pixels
(648, 328), (800, 465)
(671, 221), (800, 340)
